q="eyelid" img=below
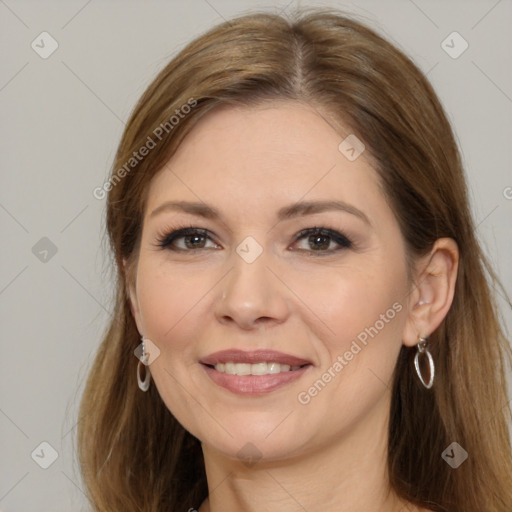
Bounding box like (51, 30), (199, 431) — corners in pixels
(291, 227), (353, 254)
(293, 227), (351, 245)
(155, 226), (218, 250)
(154, 224), (353, 255)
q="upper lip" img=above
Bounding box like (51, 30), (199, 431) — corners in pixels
(200, 349), (312, 367)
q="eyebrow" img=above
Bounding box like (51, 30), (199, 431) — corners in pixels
(150, 199), (371, 226)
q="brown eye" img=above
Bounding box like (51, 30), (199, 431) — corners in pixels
(293, 227), (352, 254)
(157, 228), (218, 251)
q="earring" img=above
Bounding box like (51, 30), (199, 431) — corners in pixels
(137, 337), (152, 392)
(414, 336), (434, 389)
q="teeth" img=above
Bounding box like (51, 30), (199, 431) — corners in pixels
(213, 362), (304, 375)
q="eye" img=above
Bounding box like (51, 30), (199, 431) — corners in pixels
(155, 225), (353, 255)
(292, 227), (352, 255)
(155, 227), (219, 251)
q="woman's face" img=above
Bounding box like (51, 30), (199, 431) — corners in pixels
(128, 101), (413, 463)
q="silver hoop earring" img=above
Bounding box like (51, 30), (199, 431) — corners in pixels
(414, 336), (434, 389)
(137, 337), (152, 392)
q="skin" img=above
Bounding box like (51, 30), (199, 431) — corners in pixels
(126, 101), (459, 512)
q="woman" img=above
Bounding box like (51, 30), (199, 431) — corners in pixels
(77, 8), (512, 512)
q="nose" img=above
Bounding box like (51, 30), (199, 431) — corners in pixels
(215, 248), (290, 331)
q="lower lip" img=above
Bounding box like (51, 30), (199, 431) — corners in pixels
(201, 364), (311, 395)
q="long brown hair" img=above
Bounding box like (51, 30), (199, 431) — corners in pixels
(76, 8), (512, 511)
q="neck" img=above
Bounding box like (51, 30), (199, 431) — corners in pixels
(198, 392), (412, 512)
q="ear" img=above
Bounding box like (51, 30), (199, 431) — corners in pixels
(123, 257), (143, 335)
(402, 238), (459, 347)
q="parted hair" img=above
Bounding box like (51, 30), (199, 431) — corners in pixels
(77, 9), (512, 512)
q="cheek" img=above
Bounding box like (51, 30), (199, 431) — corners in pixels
(292, 259), (407, 354)
(291, 264), (407, 432)
(135, 258), (210, 357)
(290, 259), (408, 417)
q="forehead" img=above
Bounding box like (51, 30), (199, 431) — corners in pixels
(144, 101), (387, 225)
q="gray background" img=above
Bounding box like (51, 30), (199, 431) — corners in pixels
(1, 0), (511, 510)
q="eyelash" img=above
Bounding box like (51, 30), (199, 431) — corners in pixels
(154, 224), (353, 256)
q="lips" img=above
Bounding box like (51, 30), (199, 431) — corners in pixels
(199, 349), (312, 367)
(199, 349), (313, 395)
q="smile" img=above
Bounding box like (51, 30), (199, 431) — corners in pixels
(201, 364), (312, 394)
(199, 349), (313, 395)
(213, 361), (307, 374)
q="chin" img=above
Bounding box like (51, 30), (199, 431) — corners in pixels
(196, 414), (316, 465)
